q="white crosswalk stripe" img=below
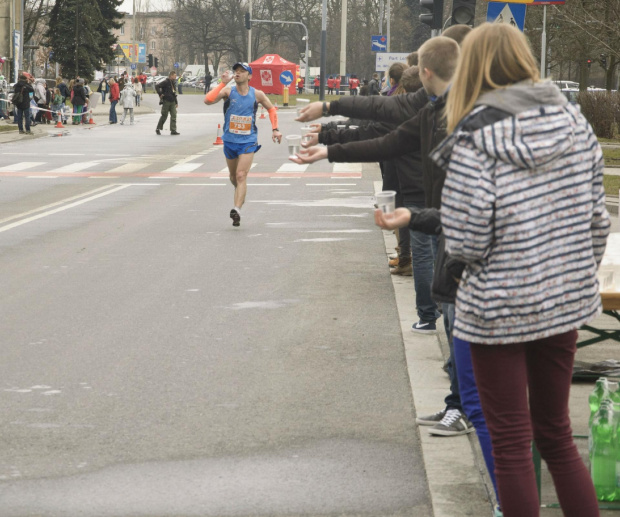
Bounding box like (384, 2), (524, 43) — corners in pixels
(332, 163), (362, 173)
(163, 163), (203, 173)
(218, 163), (257, 173)
(49, 161), (101, 173)
(0, 162), (45, 172)
(107, 162), (150, 174)
(276, 163), (309, 173)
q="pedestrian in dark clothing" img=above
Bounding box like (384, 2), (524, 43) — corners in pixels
(204, 72), (212, 94)
(12, 74), (34, 134)
(97, 77), (109, 104)
(155, 71), (179, 135)
(71, 79), (87, 124)
(368, 73), (381, 95)
(57, 77), (70, 103)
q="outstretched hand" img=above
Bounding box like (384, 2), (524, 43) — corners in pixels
(288, 146), (328, 164)
(272, 130), (282, 144)
(374, 208), (412, 230)
(301, 133), (319, 148)
(295, 102), (324, 123)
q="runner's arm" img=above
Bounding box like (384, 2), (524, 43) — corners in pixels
(204, 84), (230, 104)
(255, 90), (282, 144)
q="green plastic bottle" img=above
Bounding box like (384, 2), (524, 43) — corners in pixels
(591, 404), (617, 501)
(589, 378), (609, 427)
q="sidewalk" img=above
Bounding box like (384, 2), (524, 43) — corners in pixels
(375, 174), (620, 516)
(0, 93), (155, 144)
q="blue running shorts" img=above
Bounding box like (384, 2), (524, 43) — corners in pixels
(223, 142), (261, 160)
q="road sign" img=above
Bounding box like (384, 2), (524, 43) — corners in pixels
(174, 62), (179, 68)
(375, 52), (409, 72)
(371, 35), (387, 52)
(130, 63), (137, 70)
(150, 67), (157, 76)
(279, 70), (294, 86)
(487, 2), (526, 31)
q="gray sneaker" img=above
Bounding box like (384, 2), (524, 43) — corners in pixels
(416, 409), (447, 426)
(428, 409), (474, 436)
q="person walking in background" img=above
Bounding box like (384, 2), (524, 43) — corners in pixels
(119, 80), (136, 125)
(297, 76), (304, 94)
(334, 75), (341, 95)
(12, 73), (34, 134)
(133, 77), (142, 107)
(155, 71), (180, 135)
(204, 71), (212, 94)
(139, 72), (147, 93)
(327, 76), (334, 95)
(348, 75), (360, 95)
(108, 78), (119, 124)
(313, 75), (320, 94)
(97, 77), (108, 104)
(33, 78), (47, 124)
(71, 78), (86, 125)
(437, 23), (608, 517)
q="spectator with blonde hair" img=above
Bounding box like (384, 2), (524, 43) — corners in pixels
(438, 23), (608, 516)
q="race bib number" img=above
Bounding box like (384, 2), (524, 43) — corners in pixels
(229, 114), (252, 135)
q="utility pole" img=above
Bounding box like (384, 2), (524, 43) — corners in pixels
(75, 0), (79, 77)
(339, 0), (347, 82)
(247, 0), (252, 62)
(320, 0), (326, 100)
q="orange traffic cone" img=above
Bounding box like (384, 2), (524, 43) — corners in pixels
(55, 118), (64, 128)
(88, 110), (96, 125)
(213, 123), (224, 145)
(259, 106), (266, 119)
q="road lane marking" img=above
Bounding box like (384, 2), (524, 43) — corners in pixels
(306, 183), (357, 186)
(163, 163), (203, 173)
(50, 161), (101, 173)
(247, 183), (290, 186)
(107, 162), (150, 174)
(0, 185), (118, 225)
(176, 183), (226, 186)
(27, 176), (58, 179)
(332, 163), (362, 173)
(0, 162), (46, 172)
(0, 185), (130, 233)
(219, 163), (257, 173)
(276, 163), (308, 173)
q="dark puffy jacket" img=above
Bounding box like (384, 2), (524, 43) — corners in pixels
(318, 115), (425, 204)
(12, 80), (34, 110)
(72, 85), (86, 106)
(327, 88), (448, 209)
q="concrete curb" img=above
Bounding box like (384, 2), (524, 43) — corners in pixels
(374, 181), (496, 517)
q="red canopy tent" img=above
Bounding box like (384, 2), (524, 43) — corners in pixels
(249, 54), (297, 95)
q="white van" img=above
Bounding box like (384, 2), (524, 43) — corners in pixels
(552, 80), (579, 90)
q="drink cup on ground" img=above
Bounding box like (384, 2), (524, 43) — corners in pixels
(286, 135), (302, 158)
(376, 190), (397, 214)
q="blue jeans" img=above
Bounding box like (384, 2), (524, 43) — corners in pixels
(405, 200), (438, 323)
(101, 91), (107, 103)
(109, 100), (118, 123)
(430, 234), (462, 412)
(15, 107), (30, 131)
(453, 336), (499, 504)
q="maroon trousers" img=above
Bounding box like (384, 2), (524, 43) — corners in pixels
(470, 330), (599, 517)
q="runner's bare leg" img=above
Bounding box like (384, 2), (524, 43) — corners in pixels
(226, 158), (238, 188)
(233, 153), (254, 208)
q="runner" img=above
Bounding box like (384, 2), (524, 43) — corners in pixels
(204, 62), (282, 227)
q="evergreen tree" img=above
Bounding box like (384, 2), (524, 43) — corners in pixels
(45, 0), (124, 80)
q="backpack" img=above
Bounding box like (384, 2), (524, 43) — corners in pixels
(12, 88), (23, 105)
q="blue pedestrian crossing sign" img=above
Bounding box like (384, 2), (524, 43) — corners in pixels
(487, 2), (526, 31)
(371, 35), (387, 52)
(130, 63), (137, 70)
(279, 70), (294, 86)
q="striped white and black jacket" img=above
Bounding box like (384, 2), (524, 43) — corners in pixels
(433, 82), (610, 345)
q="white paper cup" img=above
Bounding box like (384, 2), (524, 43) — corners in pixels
(300, 126), (314, 136)
(286, 135), (302, 158)
(296, 98), (310, 116)
(375, 190), (397, 214)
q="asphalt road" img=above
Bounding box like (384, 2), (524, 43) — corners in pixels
(0, 94), (432, 516)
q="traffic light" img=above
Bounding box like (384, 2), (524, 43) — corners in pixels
(148, 54), (153, 67)
(451, 0), (476, 26)
(587, 58), (592, 69)
(154, 57), (158, 68)
(244, 12), (251, 30)
(419, 0), (444, 30)
(600, 54), (608, 70)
